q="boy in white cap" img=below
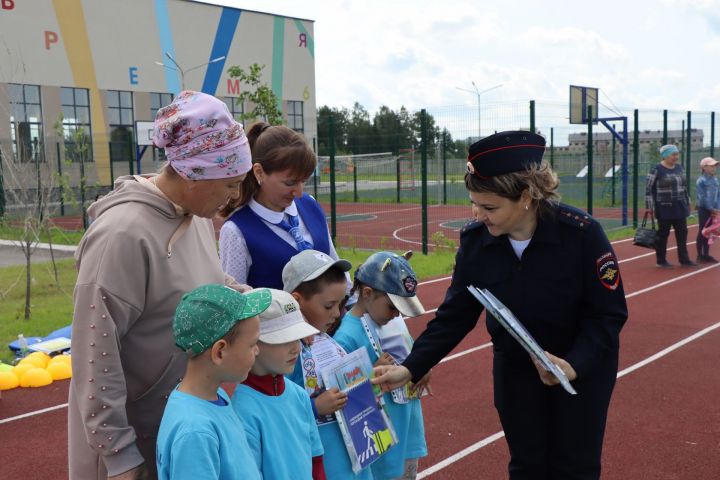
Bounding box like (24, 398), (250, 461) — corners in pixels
(696, 157), (720, 263)
(231, 289), (327, 480)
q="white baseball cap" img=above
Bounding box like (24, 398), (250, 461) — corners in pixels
(259, 289), (319, 344)
(700, 157), (718, 167)
(282, 249), (352, 294)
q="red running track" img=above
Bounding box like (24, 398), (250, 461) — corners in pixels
(1, 226), (718, 479)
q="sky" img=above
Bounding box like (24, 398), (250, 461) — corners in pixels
(205, 0), (720, 116)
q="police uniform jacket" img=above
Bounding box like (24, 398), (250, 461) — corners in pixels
(403, 203), (628, 382)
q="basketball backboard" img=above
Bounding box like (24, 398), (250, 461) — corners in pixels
(569, 85), (599, 125)
(135, 121), (155, 146)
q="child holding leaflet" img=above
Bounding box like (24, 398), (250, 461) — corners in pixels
(156, 284), (271, 480)
(282, 249), (375, 480)
(232, 289), (327, 479)
(334, 251), (429, 480)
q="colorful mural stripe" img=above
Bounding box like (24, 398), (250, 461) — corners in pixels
(154, 0), (181, 94)
(51, 0), (111, 185)
(271, 16), (285, 112)
(293, 19), (314, 58)
(201, 7), (241, 95)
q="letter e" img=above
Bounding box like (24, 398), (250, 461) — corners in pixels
(129, 67), (138, 85)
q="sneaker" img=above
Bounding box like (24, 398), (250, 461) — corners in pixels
(656, 261), (673, 268)
(704, 255), (719, 264)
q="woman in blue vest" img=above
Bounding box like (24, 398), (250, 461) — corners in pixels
(219, 122), (340, 290)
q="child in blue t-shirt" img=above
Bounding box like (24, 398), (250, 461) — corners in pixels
(232, 289), (326, 479)
(696, 157), (720, 263)
(282, 249), (375, 480)
(334, 251), (430, 480)
(156, 284), (271, 480)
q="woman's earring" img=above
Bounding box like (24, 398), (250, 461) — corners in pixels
(524, 204), (529, 211)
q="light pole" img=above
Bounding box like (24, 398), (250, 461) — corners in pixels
(155, 53), (226, 91)
(456, 82), (502, 139)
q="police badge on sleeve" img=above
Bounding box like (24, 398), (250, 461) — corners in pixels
(596, 252), (620, 290)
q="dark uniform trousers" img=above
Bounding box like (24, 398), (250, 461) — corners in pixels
(403, 204), (628, 480)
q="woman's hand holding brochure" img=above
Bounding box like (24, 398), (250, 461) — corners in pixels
(371, 365), (413, 392)
(532, 351), (577, 386)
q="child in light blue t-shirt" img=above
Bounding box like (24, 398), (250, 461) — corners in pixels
(232, 289), (326, 479)
(282, 249), (375, 480)
(334, 251), (430, 480)
(157, 284), (271, 480)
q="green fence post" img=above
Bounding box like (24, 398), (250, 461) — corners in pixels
(127, 137), (134, 176)
(109, 142), (115, 186)
(662, 110), (668, 145)
(586, 105), (593, 215)
(396, 155), (401, 204)
(421, 109), (428, 255)
(0, 145), (5, 218)
(611, 127), (616, 206)
(633, 110), (639, 228)
(711, 112), (715, 159)
(328, 115), (337, 241)
(550, 127), (554, 169)
(312, 137), (318, 198)
(352, 156), (358, 203)
(529, 100), (535, 133)
(35, 146), (43, 222)
(56, 142), (65, 216)
(442, 129), (447, 205)
(686, 111), (691, 190)
(80, 151), (87, 230)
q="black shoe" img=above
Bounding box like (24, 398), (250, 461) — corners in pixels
(680, 260), (698, 266)
(704, 255), (718, 264)
(656, 261), (673, 268)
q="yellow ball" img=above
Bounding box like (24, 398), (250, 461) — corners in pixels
(46, 361), (72, 380)
(13, 362), (37, 379)
(49, 355), (72, 366)
(0, 371), (20, 390)
(20, 368), (53, 388)
(18, 356), (45, 369)
(0, 362), (13, 372)
(26, 352), (51, 368)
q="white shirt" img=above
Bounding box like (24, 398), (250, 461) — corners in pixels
(219, 197), (341, 285)
(508, 237), (532, 259)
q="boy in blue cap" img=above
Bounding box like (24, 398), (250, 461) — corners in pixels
(156, 284), (271, 480)
(334, 251), (429, 480)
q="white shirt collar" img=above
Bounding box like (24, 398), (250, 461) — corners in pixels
(248, 197), (298, 224)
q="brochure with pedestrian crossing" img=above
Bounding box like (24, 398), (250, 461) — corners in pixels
(467, 285), (578, 395)
(321, 347), (398, 473)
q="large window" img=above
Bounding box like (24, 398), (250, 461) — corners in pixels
(8, 84), (42, 163)
(150, 92), (174, 161)
(222, 97), (244, 122)
(286, 100), (304, 133)
(107, 90), (134, 163)
(61, 87), (93, 162)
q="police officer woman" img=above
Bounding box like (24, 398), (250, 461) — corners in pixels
(373, 131), (628, 480)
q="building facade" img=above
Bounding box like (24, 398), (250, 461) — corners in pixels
(0, 0), (316, 186)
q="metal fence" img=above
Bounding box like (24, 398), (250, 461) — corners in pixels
(1, 101), (717, 254)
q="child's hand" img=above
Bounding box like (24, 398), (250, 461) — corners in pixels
(314, 387), (348, 415)
(374, 352), (395, 367)
(410, 370), (433, 396)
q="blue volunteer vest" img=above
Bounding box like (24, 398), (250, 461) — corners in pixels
(229, 193), (331, 289)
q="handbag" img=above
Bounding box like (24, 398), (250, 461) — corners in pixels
(701, 214), (720, 245)
(633, 211), (658, 249)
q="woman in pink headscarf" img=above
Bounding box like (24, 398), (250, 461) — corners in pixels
(69, 91), (252, 480)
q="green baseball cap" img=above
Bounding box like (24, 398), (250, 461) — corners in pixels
(173, 284), (272, 355)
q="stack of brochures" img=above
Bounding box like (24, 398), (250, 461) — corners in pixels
(467, 286), (577, 395)
(321, 347), (398, 472)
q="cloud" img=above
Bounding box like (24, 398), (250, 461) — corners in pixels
(520, 27), (630, 61)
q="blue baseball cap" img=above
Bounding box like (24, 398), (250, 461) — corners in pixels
(354, 251), (425, 317)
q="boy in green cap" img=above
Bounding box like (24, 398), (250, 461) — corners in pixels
(156, 284), (271, 480)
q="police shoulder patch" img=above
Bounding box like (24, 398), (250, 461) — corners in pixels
(596, 252), (620, 290)
(460, 220), (483, 236)
(558, 205), (592, 229)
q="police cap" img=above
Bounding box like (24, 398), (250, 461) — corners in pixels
(467, 130), (546, 178)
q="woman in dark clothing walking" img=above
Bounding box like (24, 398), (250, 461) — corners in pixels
(645, 144), (696, 267)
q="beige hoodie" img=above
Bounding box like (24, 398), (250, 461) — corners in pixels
(68, 175), (239, 479)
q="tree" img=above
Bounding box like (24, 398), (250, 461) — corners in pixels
(347, 103), (374, 154)
(317, 105), (350, 156)
(226, 63), (283, 126)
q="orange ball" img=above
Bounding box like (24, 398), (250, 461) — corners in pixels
(13, 362), (37, 379)
(46, 361), (72, 380)
(20, 368), (53, 388)
(0, 371), (19, 390)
